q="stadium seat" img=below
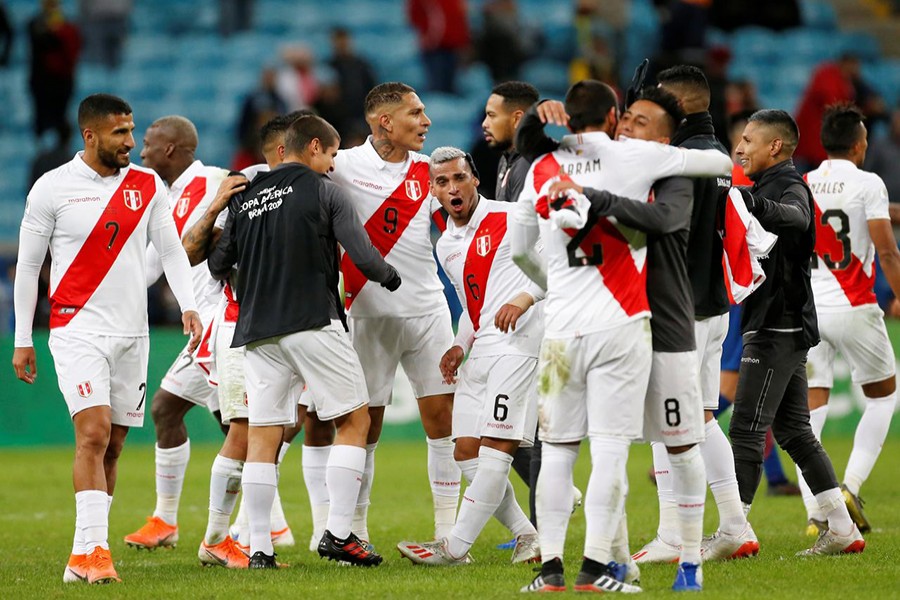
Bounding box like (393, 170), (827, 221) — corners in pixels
(520, 59), (571, 97)
(800, 0), (838, 30)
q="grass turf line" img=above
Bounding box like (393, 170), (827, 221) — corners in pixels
(0, 438), (897, 598)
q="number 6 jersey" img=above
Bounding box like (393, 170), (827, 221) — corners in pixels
(329, 140), (446, 318)
(805, 158), (890, 311)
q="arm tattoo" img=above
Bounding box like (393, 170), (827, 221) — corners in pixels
(182, 210), (220, 266)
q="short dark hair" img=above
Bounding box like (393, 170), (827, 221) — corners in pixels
(365, 82), (416, 116)
(564, 80), (618, 133)
(284, 115), (340, 155)
(259, 109), (315, 146)
(635, 86), (685, 136)
(77, 94), (132, 129)
(657, 65), (710, 95)
(821, 103), (866, 155)
(749, 109), (800, 154)
(491, 81), (539, 112)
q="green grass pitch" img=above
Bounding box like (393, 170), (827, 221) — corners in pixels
(1, 437), (898, 598)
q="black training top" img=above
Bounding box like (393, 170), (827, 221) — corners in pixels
(740, 159), (819, 349)
(672, 112), (732, 318)
(584, 177), (696, 352)
(209, 162), (397, 347)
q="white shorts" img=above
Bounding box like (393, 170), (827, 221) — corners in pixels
(643, 351), (705, 446)
(214, 323), (248, 424)
(807, 305), (896, 388)
(48, 330), (149, 428)
(349, 311), (455, 406)
(453, 354), (538, 447)
(694, 313), (729, 411)
(244, 322), (368, 425)
(161, 342), (219, 412)
(537, 318), (652, 444)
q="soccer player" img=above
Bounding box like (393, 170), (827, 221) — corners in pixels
(209, 115), (400, 568)
(512, 80), (732, 593)
(628, 65), (759, 563)
(730, 109), (865, 556)
(544, 86), (725, 591)
(121, 115), (231, 551)
(12, 94), (202, 584)
(483, 81), (540, 204)
(328, 82), (460, 542)
(397, 147), (542, 565)
(799, 104), (900, 535)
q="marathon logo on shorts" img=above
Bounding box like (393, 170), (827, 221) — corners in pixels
(76, 381), (93, 398)
(405, 179), (423, 201)
(475, 234), (491, 257)
(123, 189), (143, 211)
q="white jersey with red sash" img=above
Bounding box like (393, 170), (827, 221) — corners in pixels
(720, 188), (778, 303)
(805, 159), (889, 312)
(166, 160), (228, 318)
(518, 132), (704, 338)
(329, 138), (446, 318)
(21, 153), (173, 336)
(436, 198), (544, 359)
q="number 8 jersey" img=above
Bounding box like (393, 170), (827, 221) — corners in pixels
(805, 158), (890, 311)
(329, 140), (446, 318)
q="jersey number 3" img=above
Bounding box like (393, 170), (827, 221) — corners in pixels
(813, 209), (851, 271)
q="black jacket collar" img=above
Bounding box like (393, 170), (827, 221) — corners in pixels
(670, 112), (716, 146)
(749, 158), (797, 187)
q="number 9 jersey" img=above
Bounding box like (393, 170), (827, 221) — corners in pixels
(805, 158), (890, 311)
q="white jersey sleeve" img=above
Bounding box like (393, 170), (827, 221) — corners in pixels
(863, 174), (890, 221)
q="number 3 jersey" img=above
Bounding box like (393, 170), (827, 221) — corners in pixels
(436, 198), (544, 359)
(19, 154), (183, 338)
(517, 131), (720, 338)
(805, 158), (889, 312)
(329, 139), (446, 318)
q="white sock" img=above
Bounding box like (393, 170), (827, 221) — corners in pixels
(669, 445), (706, 565)
(798, 405), (829, 520)
(153, 441), (190, 525)
(427, 436), (461, 539)
(652, 441), (680, 545)
(816, 487), (854, 536)
(845, 392), (896, 495)
(448, 447), (516, 557)
(611, 509), (632, 564)
(277, 441), (291, 465)
(583, 436), (630, 565)
(702, 419), (746, 535)
(302, 445), (332, 548)
(231, 495), (248, 541)
(325, 445), (366, 540)
(457, 454), (532, 537)
(205, 455), (243, 545)
(493, 479), (536, 537)
(457, 458), (478, 485)
(270, 488), (289, 533)
(76, 490), (109, 553)
(241, 462), (277, 556)
(352, 443), (377, 541)
(537, 443), (578, 562)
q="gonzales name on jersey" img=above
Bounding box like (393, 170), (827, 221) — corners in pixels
(21, 153), (175, 336)
(806, 159), (890, 311)
(437, 198), (544, 359)
(329, 139), (445, 318)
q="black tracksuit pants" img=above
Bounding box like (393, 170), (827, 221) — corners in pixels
(730, 330), (839, 505)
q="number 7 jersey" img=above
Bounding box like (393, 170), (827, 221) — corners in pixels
(805, 158), (889, 311)
(329, 139), (446, 318)
(21, 154), (174, 336)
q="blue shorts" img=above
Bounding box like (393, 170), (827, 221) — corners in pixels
(721, 304), (743, 372)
